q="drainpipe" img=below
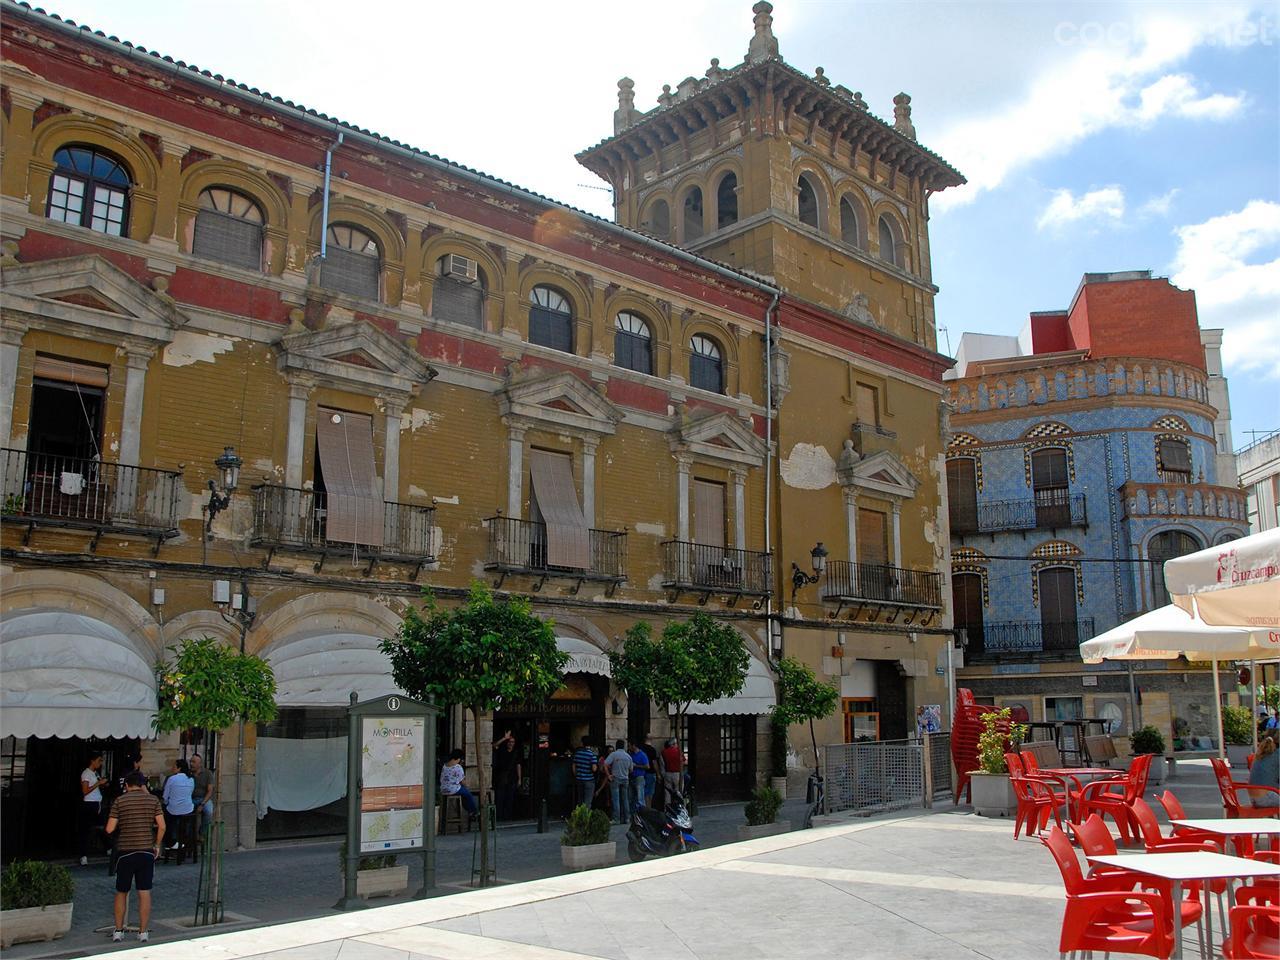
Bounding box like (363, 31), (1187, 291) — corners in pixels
(762, 290), (781, 658)
(318, 131), (345, 263)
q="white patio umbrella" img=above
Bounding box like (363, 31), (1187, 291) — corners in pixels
(1164, 527), (1280, 629)
(1080, 605), (1280, 760)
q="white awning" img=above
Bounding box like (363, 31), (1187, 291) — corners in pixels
(678, 655), (776, 716)
(558, 636), (611, 677)
(1, 608), (157, 739)
(265, 630), (404, 707)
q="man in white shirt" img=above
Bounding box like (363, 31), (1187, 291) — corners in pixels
(79, 751), (108, 865)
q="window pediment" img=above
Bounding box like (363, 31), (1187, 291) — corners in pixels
(671, 411), (766, 468)
(838, 447), (918, 499)
(499, 371), (622, 438)
(277, 319), (436, 400)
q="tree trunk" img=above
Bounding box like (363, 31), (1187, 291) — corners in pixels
(809, 716), (819, 777)
(471, 705), (490, 887)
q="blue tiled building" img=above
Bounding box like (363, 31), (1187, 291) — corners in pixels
(944, 272), (1246, 751)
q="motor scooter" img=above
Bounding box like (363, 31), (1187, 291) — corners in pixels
(625, 788), (698, 861)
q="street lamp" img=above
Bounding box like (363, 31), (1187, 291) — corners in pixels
(204, 445), (242, 537)
(790, 541), (828, 603)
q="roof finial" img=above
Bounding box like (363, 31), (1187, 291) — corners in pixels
(658, 83), (674, 107)
(706, 57), (725, 81)
(893, 92), (917, 140)
(614, 77), (637, 133)
(813, 66), (830, 87)
(746, 1), (780, 63)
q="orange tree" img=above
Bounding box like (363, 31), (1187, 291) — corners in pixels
(380, 583), (566, 886)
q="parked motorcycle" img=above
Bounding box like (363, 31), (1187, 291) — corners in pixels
(625, 789), (698, 861)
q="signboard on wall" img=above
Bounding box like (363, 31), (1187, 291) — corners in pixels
(915, 704), (942, 736)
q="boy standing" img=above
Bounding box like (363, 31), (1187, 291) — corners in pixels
(105, 771), (165, 942)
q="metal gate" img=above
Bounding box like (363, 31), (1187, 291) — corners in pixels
(822, 733), (952, 816)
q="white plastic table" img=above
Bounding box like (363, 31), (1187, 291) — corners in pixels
(1088, 851), (1280, 959)
(1171, 818), (1280, 856)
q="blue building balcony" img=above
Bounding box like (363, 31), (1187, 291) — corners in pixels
(963, 618), (1096, 663)
(950, 491), (1087, 537)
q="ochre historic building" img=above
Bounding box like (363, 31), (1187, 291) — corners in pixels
(0, 0), (964, 853)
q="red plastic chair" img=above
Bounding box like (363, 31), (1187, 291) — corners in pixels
(1078, 753), (1153, 845)
(1042, 825), (1174, 959)
(1010, 773), (1065, 839)
(1224, 905), (1280, 959)
(1212, 757), (1280, 818)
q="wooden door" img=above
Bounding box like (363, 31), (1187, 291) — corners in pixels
(951, 573), (985, 655)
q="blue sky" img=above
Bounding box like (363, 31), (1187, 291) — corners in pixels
(38, 0), (1279, 448)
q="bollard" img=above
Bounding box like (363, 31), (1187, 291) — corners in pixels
(537, 798), (548, 834)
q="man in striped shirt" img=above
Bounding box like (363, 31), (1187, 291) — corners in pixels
(105, 771), (165, 943)
(571, 738), (598, 810)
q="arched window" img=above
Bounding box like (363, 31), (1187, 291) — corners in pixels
(320, 223), (380, 300)
(614, 311), (652, 374)
(1148, 531), (1200, 607)
(840, 196), (864, 248)
(433, 254), (486, 329)
(878, 214), (904, 268)
(46, 145), (131, 236)
(716, 173), (738, 228)
(689, 334), (723, 394)
(682, 187), (705, 242)
(1157, 438), (1192, 484)
(529, 285), (574, 353)
(641, 199), (670, 240)
(797, 174), (821, 228)
(193, 187), (264, 270)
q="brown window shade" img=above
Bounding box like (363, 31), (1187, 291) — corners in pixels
(432, 277), (484, 329)
(946, 458), (977, 531)
(1160, 439), (1191, 472)
(1031, 448), (1069, 489)
(693, 479), (725, 548)
(193, 210), (263, 270)
(33, 356), (109, 389)
(315, 408), (383, 547)
(857, 508), (888, 567)
(529, 449), (589, 569)
(1038, 567), (1077, 625)
(855, 384), (878, 426)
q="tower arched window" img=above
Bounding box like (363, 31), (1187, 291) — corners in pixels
(529, 285), (574, 354)
(1148, 531), (1200, 607)
(798, 174), (821, 228)
(614, 312), (653, 374)
(840, 196), (864, 249)
(716, 173), (739, 228)
(320, 223), (381, 300)
(683, 187), (705, 242)
(878, 214), (904, 268)
(193, 187), (264, 270)
(641, 199), (670, 240)
(689, 334), (724, 394)
(46, 145), (131, 236)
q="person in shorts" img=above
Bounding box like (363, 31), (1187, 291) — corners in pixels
(105, 770), (165, 943)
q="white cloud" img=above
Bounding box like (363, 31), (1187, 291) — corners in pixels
(1037, 186), (1126, 231)
(932, 3), (1259, 210)
(1139, 188), (1181, 218)
(1170, 200), (1280, 376)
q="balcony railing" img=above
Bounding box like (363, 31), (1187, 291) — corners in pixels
(0, 448), (181, 543)
(822, 560), (942, 608)
(950, 491), (1087, 535)
(483, 515), (626, 586)
(660, 540), (772, 597)
(251, 484), (436, 571)
(965, 618), (1096, 662)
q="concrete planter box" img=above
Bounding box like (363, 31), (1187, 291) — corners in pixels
(770, 776), (788, 799)
(1227, 744), (1252, 769)
(356, 865), (409, 899)
(0, 903), (73, 948)
(561, 841), (616, 871)
(738, 819), (791, 842)
(969, 772), (1016, 818)
(1143, 755), (1166, 784)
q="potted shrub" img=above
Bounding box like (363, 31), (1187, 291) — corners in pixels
(0, 860), (74, 948)
(1130, 725), (1167, 784)
(968, 709), (1024, 818)
(1222, 706), (1254, 768)
(769, 714), (789, 799)
(339, 842), (408, 899)
(738, 785), (789, 841)
(560, 804), (615, 871)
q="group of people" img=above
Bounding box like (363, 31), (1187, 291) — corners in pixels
(572, 734), (685, 824)
(78, 750), (216, 944)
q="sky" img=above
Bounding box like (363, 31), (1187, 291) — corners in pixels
(34, 0), (1280, 450)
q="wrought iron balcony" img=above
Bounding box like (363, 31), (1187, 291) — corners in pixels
(950, 491), (1087, 536)
(964, 618), (1096, 663)
(483, 515), (626, 592)
(0, 447), (181, 549)
(822, 560), (942, 610)
(660, 540), (772, 601)
(251, 484), (436, 575)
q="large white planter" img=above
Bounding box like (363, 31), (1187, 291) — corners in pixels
(770, 776), (788, 799)
(356, 865), (409, 899)
(738, 819), (791, 842)
(0, 903), (73, 948)
(1142, 755), (1166, 784)
(969, 772), (1016, 818)
(561, 841), (616, 871)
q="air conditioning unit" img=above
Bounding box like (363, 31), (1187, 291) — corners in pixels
(445, 254), (478, 283)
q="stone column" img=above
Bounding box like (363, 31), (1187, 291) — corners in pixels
(118, 345), (154, 466)
(506, 421), (526, 516)
(383, 400), (405, 501)
(731, 468), (747, 550)
(501, 250), (523, 340)
(2, 91), (41, 202)
(581, 438), (598, 528)
(843, 487), (858, 563)
(891, 501), (902, 569)
(284, 380), (313, 488)
(401, 219), (428, 314)
(150, 137), (186, 250)
(675, 453), (691, 541)
(0, 322), (27, 447)
(285, 181), (315, 279)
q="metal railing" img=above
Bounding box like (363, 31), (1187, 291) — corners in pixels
(251, 484), (436, 561)
(822, 733), (952, 816)
(822, 560), (942, 608)
(966, 618), (1095, 661)
(951, 492), (1087, 534)
(660, 540), (772, 596)
(483, 515), (626, 582)
(0, 447), (181, 536)
(1157, 469), (1192, 485)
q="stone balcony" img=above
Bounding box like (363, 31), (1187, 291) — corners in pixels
(1119, 481), (1247, 523)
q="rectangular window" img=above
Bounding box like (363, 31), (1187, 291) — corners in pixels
(842, 698), (879, 743)
(314, 408), (383, 547)
(46, 175), (85, 224)
(719, 717), (746, 775)
(1038, 567), (1078, 652)
(693, 479), (726, 548)
(855, 383), (879, 428)
(857, 507), (888, 567)
(529, 449), (589, 569)
(1031, 448), (1071, 527)
(946, 458), (978, 534)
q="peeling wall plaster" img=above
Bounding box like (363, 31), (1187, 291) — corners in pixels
(635, 522), (666, 536)
(400, 408), (435, 432)
(779, 443), (837, 490)
(162, 329), (235, 367)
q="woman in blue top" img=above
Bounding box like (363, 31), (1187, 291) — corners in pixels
(1247, 734), (1279, 809)
(161, 758), (195, 861)
(629, 741), (650, 813)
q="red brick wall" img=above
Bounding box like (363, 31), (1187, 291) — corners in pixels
(1028, 312), (1072, 353)
(1067, 279), (1204, 371)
